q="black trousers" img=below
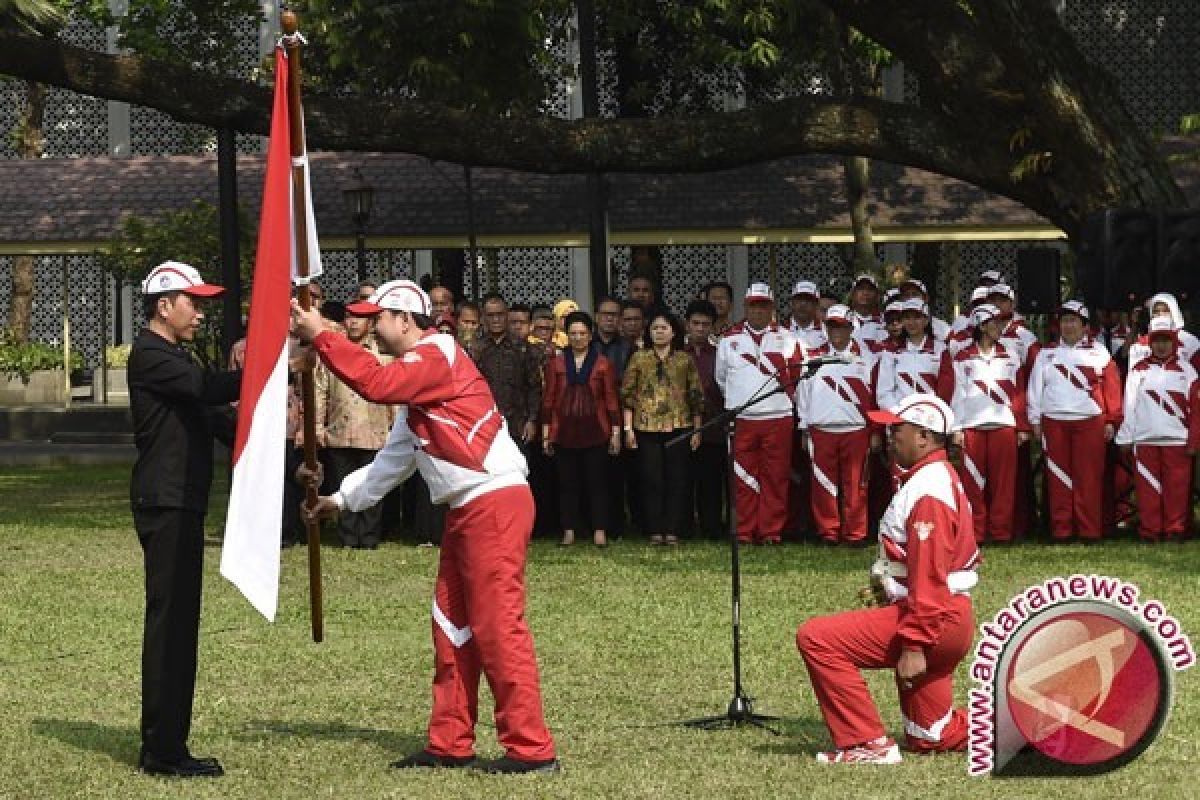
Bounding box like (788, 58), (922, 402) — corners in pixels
(135, 507), (205, 762)
(691, 440), (728, 539)
(528, 442), (560, 537)
(326, 447), (384, 547)
(636, 430), (692, 537)
(556, 444), (609, 532)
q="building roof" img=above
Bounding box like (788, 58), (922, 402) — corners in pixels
(1, 141), (1197, 246)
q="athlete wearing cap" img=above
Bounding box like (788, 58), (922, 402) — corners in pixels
(794, 304), (881, 545)
(797, 393), (978, 763)
(1115, 315), (1200, 541)
(874, 298), (953, 412)
(1026, 301), (1122, 541)
(129, 261), (238, 778)
(293, 279), (559, 774)
(847, 274), (889, 356)
(949, 304), (1031, 544)
(1127, 292), (1200, 373)
(715, 282), (804, 544)
(946, 286), (990, 357)
(896, 278), (950, 341)
(788, 280), (827, 349)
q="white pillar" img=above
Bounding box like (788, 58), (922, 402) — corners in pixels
(106, 1), (130, 158)
(414, 249), (434, 284)
(568, 248), (594, 311)
(728, 245), (749, 320)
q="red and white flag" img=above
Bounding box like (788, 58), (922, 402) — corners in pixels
(221, 47), (321, 620)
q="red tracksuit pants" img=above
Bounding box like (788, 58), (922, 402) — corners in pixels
(1132, 444), (1194, 540)
(732, 416), (793, 543)
(1042, 416), (1107, 540)
(960, 427), (1017, 543)
(808, 427), (870, 544)
(796, 596), (973, 751)
(428, 484), (556, 762)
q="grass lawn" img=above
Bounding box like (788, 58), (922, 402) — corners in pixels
(0, 464), (1197, 799)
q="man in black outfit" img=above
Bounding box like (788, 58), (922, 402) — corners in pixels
(129, 261), (240, 778)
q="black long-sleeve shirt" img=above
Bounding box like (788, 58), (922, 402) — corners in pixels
(129, 328), (241, 512)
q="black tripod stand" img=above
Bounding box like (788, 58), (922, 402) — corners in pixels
(672, 359), (829, 733)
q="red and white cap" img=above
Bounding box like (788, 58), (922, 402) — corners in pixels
(791, 280), (820, 299)
(900, 277), (928, 295)
(141, 260), (225, 297)
(980, 269), (1004, 285)
(899, 297), (929, 316)
(1148, 315), (1178, 339)
(745, 282), (774, 304)
(883, 300), (905, 318)
(971, 303), (1001, 327)
(988, 283), (1015, 300)
(868, 392), (955, 434)
(823, 304), (852, 326)
(345, 279), (432, 317)
(970, 287), (990, 305)
(852, 273), (880, 289)
(1059, 299), (1089, 321)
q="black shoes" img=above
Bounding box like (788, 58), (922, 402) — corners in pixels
(475, 756), (561, 774)
(138, 752), (224, 778)
(389, 750), (477, 769)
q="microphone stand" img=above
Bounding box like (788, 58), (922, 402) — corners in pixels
(669, 359), (830, 733)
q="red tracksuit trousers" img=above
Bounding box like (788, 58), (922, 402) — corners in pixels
(1042, 416), (1107, 540)
(428, 484), (556, 762)
(732, 416), (793, 543)
(796, 596), (973, 751)
(808, 427), (870, 544)
(960, 427), (1017, 543)
(1132, 444), (1194, 540)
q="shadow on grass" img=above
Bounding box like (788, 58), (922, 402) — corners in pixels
(32, 718), (139, 767)
(747, 716), (835, 757)
(233, 720), (425, 756)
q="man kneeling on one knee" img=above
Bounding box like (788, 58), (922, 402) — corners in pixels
(797, 393), (979, 764)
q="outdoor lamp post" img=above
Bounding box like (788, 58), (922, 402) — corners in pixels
(343, 167), (375, 283)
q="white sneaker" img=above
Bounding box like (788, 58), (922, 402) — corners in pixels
(815, 736), (902, 764)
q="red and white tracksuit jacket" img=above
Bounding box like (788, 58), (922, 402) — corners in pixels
(716, 322), (803, 542)
(998, 317), (1039, 367)
(790, 319), (828, 350)
(1115, 354), (1200, 539)
(795, 341), (877, 543)
(797, 451), (978, 751)
(849, 311), (888, 358)
(874, 335), (954, 411)
(315, 329), (555, 762)
(950, 343), (1029, 543)
(946, 314), (974, 357)
(1026, 337), (1123, 540)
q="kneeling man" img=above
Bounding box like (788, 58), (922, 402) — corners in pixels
(796, 393), (978, 763)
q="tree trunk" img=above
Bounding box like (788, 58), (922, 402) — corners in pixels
(842, 155), (877, 272)
(7, 80), (47, 342)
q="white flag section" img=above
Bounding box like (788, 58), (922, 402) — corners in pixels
(290, 128), (323, 281)
(220, 347), (289, 619)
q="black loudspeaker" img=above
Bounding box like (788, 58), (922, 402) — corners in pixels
(1016, 248), (1061, 314)
(1158, 210), (1200, 307)
(1075, 208), (1200, 310)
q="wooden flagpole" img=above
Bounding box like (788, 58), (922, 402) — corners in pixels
(281, 8), (324, 643)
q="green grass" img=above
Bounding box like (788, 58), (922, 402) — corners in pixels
(0, 464), (1197, 799)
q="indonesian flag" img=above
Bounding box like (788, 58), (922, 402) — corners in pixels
(220, 47), (321, 620)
